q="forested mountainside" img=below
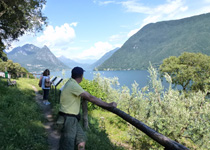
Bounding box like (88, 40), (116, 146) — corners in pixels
(98, 13), (210, 70)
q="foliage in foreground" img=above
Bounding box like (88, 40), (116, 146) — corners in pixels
(49, 67), (210, 149)
(0, 78), (48, 150)
(80, 66), (210, 150)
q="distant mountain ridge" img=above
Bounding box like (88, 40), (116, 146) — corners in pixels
(98, 13), (210, 70)
(7, 44), (69, 73)
(58, 47), (119, 70)
(90, 47), (119, 70)
(57, 56), (91, 70)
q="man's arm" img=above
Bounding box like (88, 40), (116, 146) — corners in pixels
(80, 91), (117, 108)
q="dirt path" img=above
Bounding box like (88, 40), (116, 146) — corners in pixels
(32, 85), (60, 150)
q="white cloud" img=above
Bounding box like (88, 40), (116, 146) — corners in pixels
(114, 43), (122, 48)
(142, 15), (162, 26)
(37, 23), (76, 47)
(155, 0), (187, 15)
(121, 1), (152, 14)
(204, 0), (210, 3)
(70, 22), (78, 27)
(122, 0), (188, 16)
(99, 1), (115, 5)
(123, 0), (189, 38)
(93, 0), (116, 5)
(73, 41), (114, 60)
(127, 28), (140, 37)
(9, 23), (77, 56)
(198, 5), (210, 14)
(54, 47), (82, 58)
(8, 33), (37, 52)
(109, 34), (124, 42)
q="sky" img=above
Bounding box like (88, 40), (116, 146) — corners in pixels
(8, 0), (210, 62)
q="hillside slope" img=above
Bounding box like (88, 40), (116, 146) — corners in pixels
(98, 13), (210, 70)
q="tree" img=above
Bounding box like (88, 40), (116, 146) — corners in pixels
(159, 52), (210, 91)
(0, 59), (29, 77)
(0, 50), (7, 61)
(0, 0), (47, 60)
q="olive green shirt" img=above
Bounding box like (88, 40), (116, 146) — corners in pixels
(59, 78), (85, 115)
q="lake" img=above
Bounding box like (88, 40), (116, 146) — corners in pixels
(51, 70), (173, 90)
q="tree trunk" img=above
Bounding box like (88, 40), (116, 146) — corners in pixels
(82, 100), (89, 130)
(101, 106), (189, 150)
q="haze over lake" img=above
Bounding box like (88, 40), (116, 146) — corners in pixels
(51, 70), (173, 90)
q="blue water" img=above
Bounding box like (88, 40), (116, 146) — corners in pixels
(50, 70), (173, 90)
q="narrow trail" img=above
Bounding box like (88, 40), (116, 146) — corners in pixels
(32, 85), (60, 150)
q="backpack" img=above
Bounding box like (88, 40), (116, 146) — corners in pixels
(45, 78), (51, 88)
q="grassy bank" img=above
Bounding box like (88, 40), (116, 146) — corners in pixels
(0, 78), (48, 150)
(0, 77), (127, 150)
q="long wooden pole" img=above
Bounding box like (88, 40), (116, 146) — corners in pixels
(82, 100), (89, 130)
(101, 107), (189, 150)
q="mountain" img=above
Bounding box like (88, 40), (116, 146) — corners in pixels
(58, 48), (119, 70)
(90, 47), (119, 70)
(57, 56), (90, 69)
(98, 13), (210, 70)
(73, 58), (97, 65)
(7, 44), (69, 73)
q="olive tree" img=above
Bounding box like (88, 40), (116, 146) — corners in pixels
(159, 52), (210, 91)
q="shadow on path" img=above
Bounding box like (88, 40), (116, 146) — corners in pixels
(32, 85), (60, 150)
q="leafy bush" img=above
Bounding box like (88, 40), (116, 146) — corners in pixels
(81, 67), (210, 149)
(80, 77), (108, 111)
(119, 66), (210, 149)
(0, 60), (33, 78)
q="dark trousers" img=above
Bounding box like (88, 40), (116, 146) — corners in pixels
(43, 89), (50, 100)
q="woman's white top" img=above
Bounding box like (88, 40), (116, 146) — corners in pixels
(42, 76), (50, 89)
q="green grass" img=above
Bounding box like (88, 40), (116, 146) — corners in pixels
(89, 110), (129, 144)
(86, 110), (130, 150)
(0, 77), (48, 150)
(0, 77), (129, 150)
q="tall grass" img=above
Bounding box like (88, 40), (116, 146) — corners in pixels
(0, 78), (48, 150)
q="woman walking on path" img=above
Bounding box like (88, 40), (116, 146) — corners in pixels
(40, 69), (51, 105)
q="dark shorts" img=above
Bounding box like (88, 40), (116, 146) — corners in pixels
(43, 89), (49, 100)
(59, 116), (86, 150)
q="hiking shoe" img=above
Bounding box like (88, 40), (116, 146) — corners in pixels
(45, 101), (51, 105)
